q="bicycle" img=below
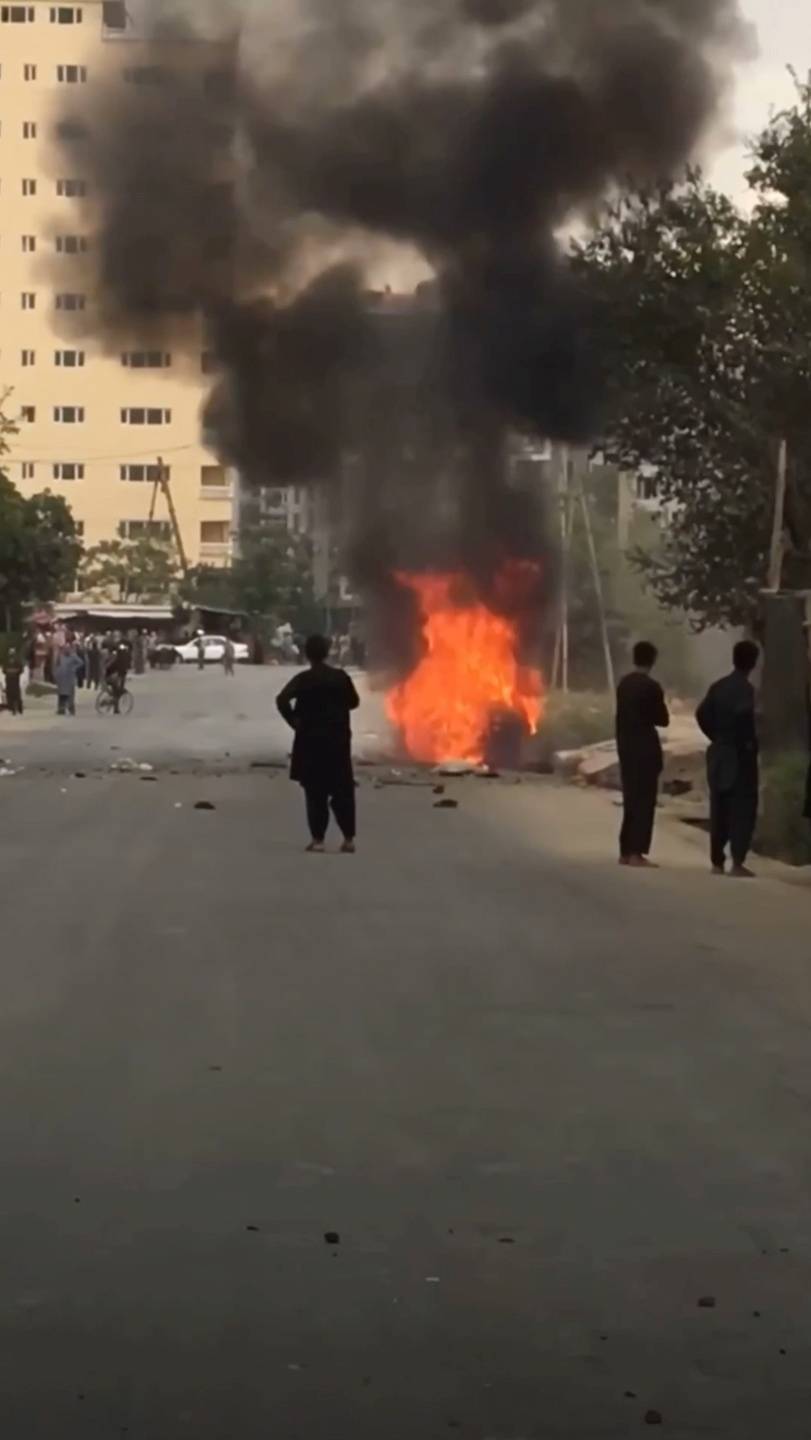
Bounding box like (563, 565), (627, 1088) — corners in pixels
(95, 682), (134, 717)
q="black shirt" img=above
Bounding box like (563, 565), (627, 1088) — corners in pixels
(616, 670), (670, 772)
(277, 663), (360, 785)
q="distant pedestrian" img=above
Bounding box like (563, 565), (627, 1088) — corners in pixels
(86, 636), (102, 690)
(55, 644), (82, 717)
(105, 644), (130, 716)
(616, 641), (670, 868)
(276, 634), (360, 853)
(223, 636), (236, 677)
(196, 633), (206, 671)
(3, 648), (24, 716)
(133, 630), (146, 676)
(696, 640), (761, 879)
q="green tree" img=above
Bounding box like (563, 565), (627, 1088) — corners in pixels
(80, 537), (180, 603)
(0, 396), (82, 630)
(183, 510), (314, 626)
(573, 84), (811, 630)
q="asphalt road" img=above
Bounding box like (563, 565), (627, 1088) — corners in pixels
(1, 675), (811, 1437)
(0, 664), (391, 771)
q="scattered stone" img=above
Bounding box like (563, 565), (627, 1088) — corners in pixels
(194, 801), (216, 811)
(779, 1348), (787, 1356)
(753, 1311), (761, 1318)
(138, 762), (154, 773)
(644, 1410), (663, 1426)
(324, 1231), (340, 1246)
(245, 1225), (260, 1233)
(624, 1392), (637, 1400)
(140, 775), (158, 783)
(434, 799), (459, 810)
(209, 1065), (223, 1072)
(433, 784), (446, 796)
(174, 803), (183, 810)
(74, 772), (87, 779)
(0, 767), (20, 778)
(435, 762), (473, 777)
(425, 1276), (441, 1284)
(697, 1296), (716, 1309)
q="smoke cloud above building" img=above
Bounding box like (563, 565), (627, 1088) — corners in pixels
(58, 0), (753, 657)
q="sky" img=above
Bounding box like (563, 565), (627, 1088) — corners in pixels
(711, 0), (811, 197)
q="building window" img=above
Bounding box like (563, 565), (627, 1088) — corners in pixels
(21, 349), (35, 366)
(55, 348), (85, 366)
(50, 6), (83, 21)
(57, 65), (87, 83)
(22, 120), (37, 138)
(54, 406), (85, 423)
(22, 178), (37, 196)
(120, 407), (171, 425)
(119, 519), (171, 541)
(2, 7), (35, 22)
(21, 292), (36, 309)
(121, 350), (171, 368)
(55, 119), (88, 142)
(21, 235), (36, 252)
(120, 463), (169, 483)
(123, 65), (168, 84)
(20, 406), (35, 422)
(55, 235), (88, 254)
(201, 465), (227, 489)
(53, 462), (84, 479)
(21, 462), (35, 479)
(24, 64), (37, 80)
(55, 292), (86, 310)
(102, 0), (127, 30)
(201, 521), (229, 545)
(57, 177), (86, 197)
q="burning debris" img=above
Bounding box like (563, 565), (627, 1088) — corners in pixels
(59, 0), (750, 759)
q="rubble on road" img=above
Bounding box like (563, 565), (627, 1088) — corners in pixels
(194, 801), (216, 811)
(434, 798), (459, 810)
(555, 720), (707, 798)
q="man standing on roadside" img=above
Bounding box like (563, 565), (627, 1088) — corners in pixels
(3, 648), (24, 716)
(616, 641), (670, 868)
(696, 640), (760, 879)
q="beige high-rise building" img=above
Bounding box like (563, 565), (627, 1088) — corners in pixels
(0, 0), (235, 575)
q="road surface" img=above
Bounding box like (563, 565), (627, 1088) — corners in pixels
(0, 664), (391, 771)
(1, 671), (810, 1437)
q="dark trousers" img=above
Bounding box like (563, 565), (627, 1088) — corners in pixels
(57, 693), (76, 716)
(620, 764), (659, 858)
(710, 783), (758, 868)
(304, 779), (356, 842)
(5, 681), (23, 715)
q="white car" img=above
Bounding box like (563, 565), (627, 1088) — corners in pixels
(175, 635), (250, 664)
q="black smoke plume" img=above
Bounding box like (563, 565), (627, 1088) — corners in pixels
(57, 0), (751, 666)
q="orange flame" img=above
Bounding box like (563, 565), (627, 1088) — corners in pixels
(386, 570), (544, 764)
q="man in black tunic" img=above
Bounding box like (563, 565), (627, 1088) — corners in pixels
(616, 641), (670, 867)
(696, 640), (760, 878)
(277, 634), (360, 853)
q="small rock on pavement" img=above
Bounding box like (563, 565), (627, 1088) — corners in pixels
(697, 1296), (716, 1309)
(74, 772), (87, 779)
(434, 799), (459, 810)
(138, 763), (154, 773)
(194, 801), (216, 811)
(644, 1410), (663, 1426)
(324, 1231), (340, 1246)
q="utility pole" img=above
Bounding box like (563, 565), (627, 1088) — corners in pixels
(578, 470), (616, 696)
(767, 439), (788, 592)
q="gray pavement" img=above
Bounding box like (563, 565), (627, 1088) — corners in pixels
(1, 679), (811, 1437)
(0, 665), (391, 771)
